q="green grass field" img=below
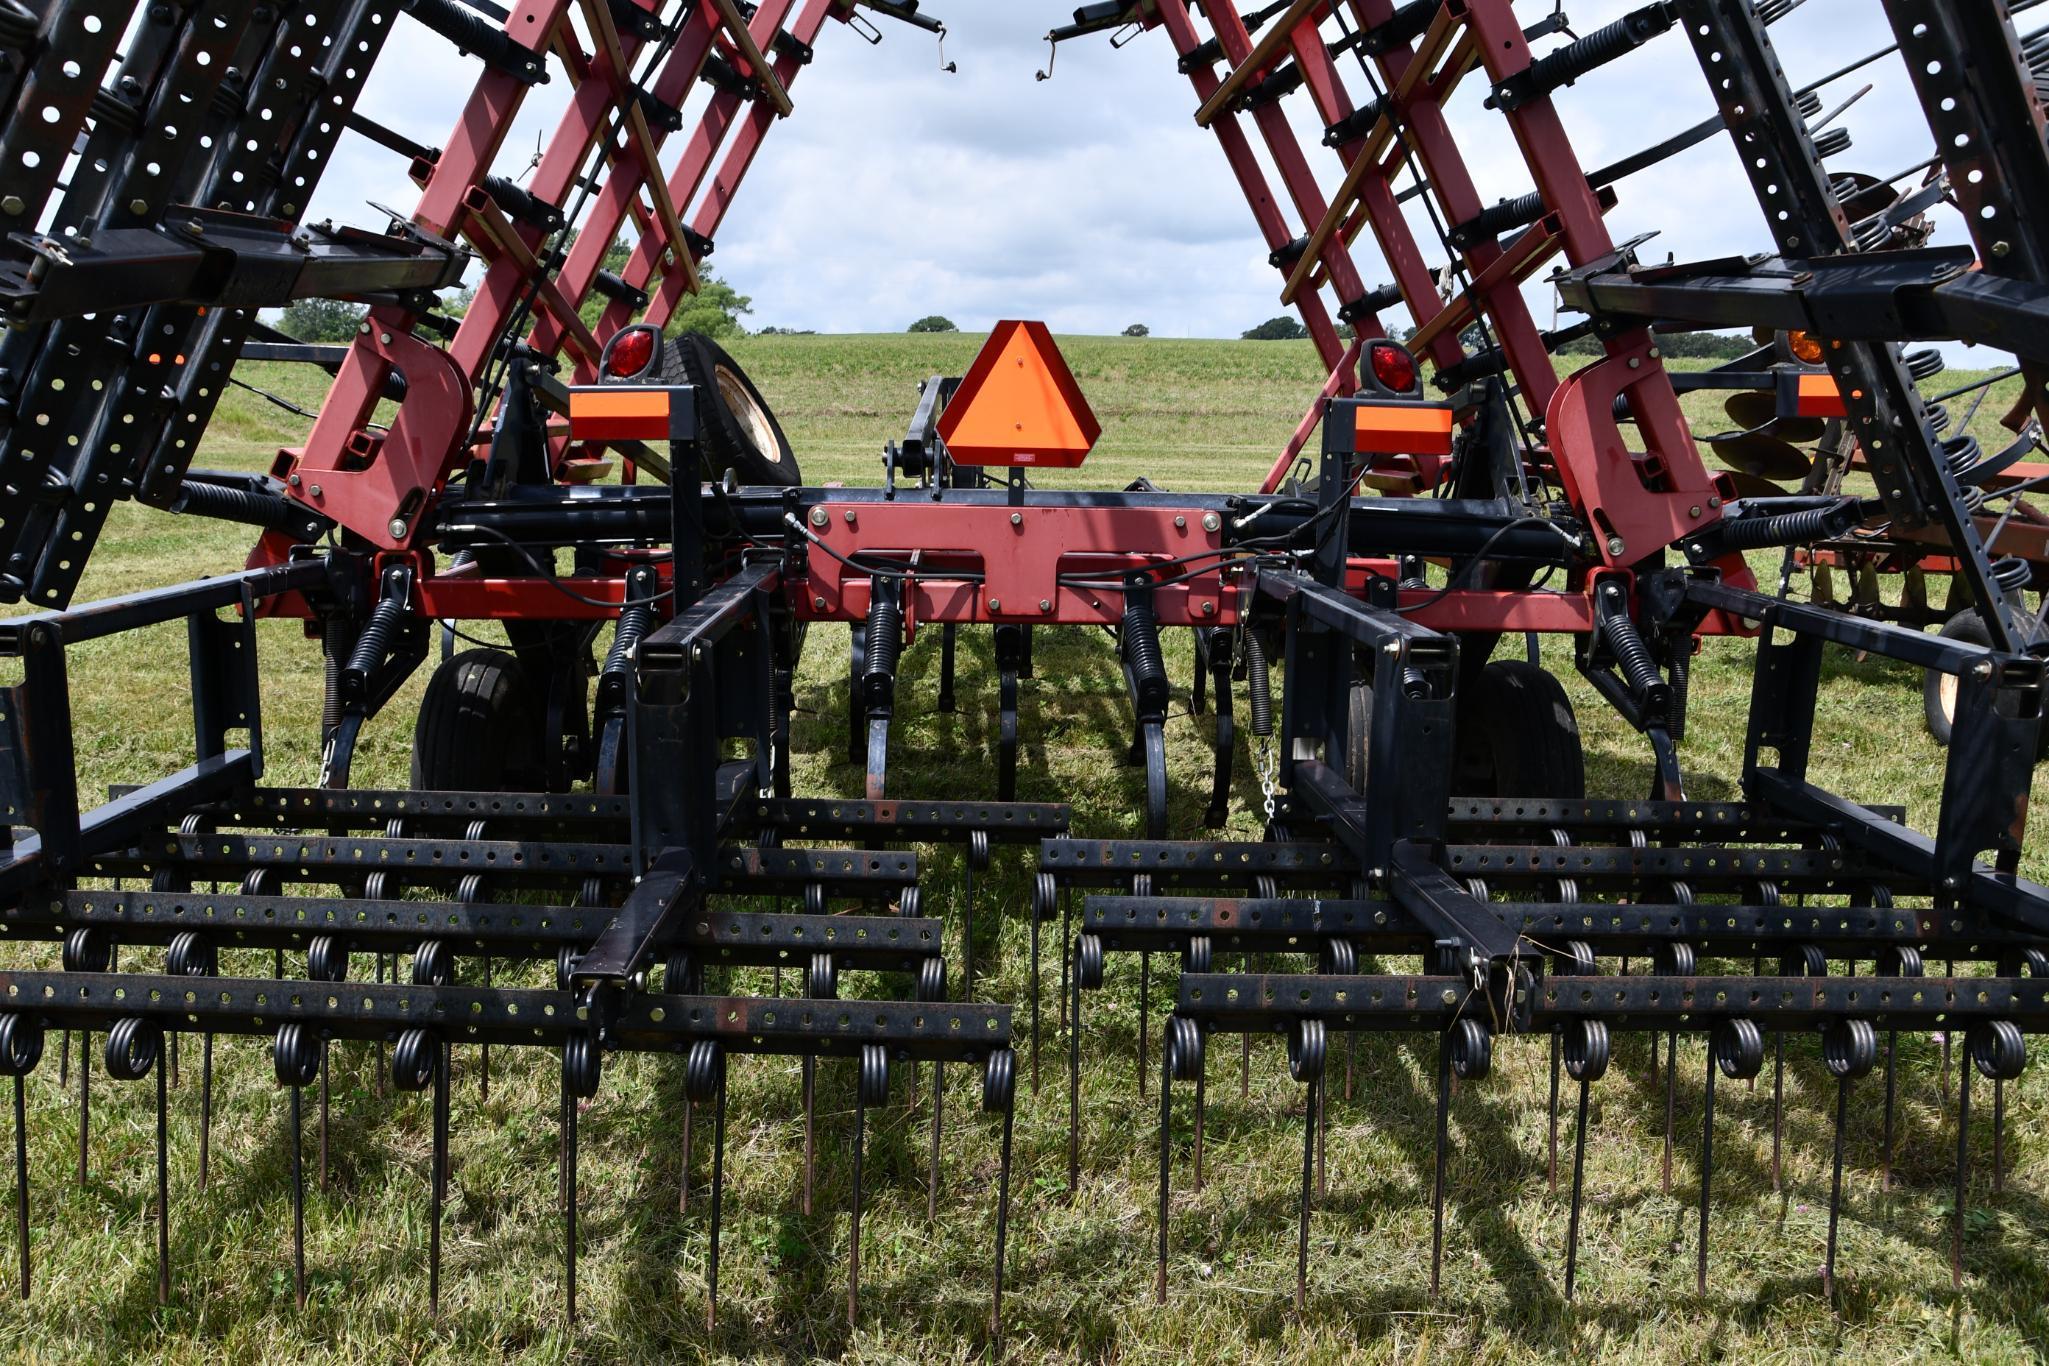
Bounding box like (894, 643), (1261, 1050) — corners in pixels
(3, 334), (2046, 1362)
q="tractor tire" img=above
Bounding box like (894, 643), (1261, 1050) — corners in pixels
(1345, 672), (1372, 791)
(1454, 659), (1585, 798)
(1921, 609), (2048, 757)
(666, 333), (800, 487)
(412, 649), (545, 791)
(1924, 610), (1992, 748)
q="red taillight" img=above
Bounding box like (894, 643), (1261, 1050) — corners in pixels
(1368, 340), (1418, 394)
(605, 327), (656, 378)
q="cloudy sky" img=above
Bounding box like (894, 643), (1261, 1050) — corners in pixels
(318, 2), (1954, 339)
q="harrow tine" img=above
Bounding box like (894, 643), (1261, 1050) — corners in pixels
(989, 1051), (1017, 1344)
(1881, 1026), (1899, 1190)
(848, 1044), (887, 1329)
(155, 1050), (169, 1304)
(11, 1074), (25, 1300)
(1068, 952), (1083, 1193)
(1819, 1020), (1876, 1305)
(1138, 952), (1150, 1098)
(1560, 1018), (1610, 1301)
(198, 1034), (214, 1192)
(290, 1085), (307, 1306)
(1564, 1067), (1593, 1300)
(1825, 1074), (1848, 1303)
(1429, 1032), (1450, 1299)
(1547, 1032), (1561, 1195)
(77, 1032), (89, 1187)
(1154, 1027), (1173, 1304)
(1290, 1020), (1324, 1314)
(1697, 1052), (1716, 1298)
(432, 1042), (450, 1315)
(798, 1058), (812, 1215)
(708, 1057), (727, 1332)
(1952, 1056), (1970, 1293)
(319, 1045), (330, 1192)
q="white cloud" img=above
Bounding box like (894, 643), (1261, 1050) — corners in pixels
(306, 2), (1957, 342)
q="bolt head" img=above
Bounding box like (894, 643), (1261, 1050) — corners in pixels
(387, 518), (407, 539)
(288, 473), (301, 487)
(1174, 515), (1187, 530)
(1039, 598), (1052, 613)
(808, 506), (829, 528)
(843, 509), (857, 524)
(813, 596), (826, 611)
(1010, 512), (1023, 527)
(378, 332), (393, 345)
(1605, 535), (1626, 557)
(988, 598), (1002, 613)
(1200, 600), (1216, 616)
(0, 196), (22, 216)
(309, 484), (323, 498)
(1688, 505), (1701, 519)
(1974, 659), (1995, 680)
(129, 199), (147, 215)
(1202, 512), (1222, 533)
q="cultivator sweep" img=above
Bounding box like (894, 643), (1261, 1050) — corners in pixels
(1, 0), (2048, 1342)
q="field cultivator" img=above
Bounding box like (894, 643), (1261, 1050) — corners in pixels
(0, 0), (2047, 1346)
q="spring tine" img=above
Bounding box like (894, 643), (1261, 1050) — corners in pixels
(1030, 897), (1042, 1094)
(1068, 963), (1083, 1194)
(1993, 1075), (2006, 1195)
(680, 1094), (695, 1213)
(962, 858), (975, 1001)
(564, 1066), (578, 1323)
(480, 956), (491, 1102)
(169, 1030), (179, 1090)
(1155, 1037), (1172, 1304)
(291, 1083), (307, 1308)
(1771, 1031), (1786, 1192)
(1881, 1028), (1898, 1190)
(1315, 1063), (1327, 1200)
(431, 1043), (448, 1315)
(848, 1081), (867, 1329)
(1344, 1033), (1356, 1103)
(1430, 1034), (1450, 1299)
(707, 1062), (727, 1332)
(275, 949), (284, 979)
(1137, 952), (1150, 1099)
(12, 1075), (26, 1299)
(1548, 1032), (1561, 1194)
(1663, 1030), (1678, 1195)
(59, 1030), (67, 1088)
(1824, 1074), (1849, 1305)
(1193, 1045), (1206, 1192)
(1564, 1074), (1592, 1300)
(926, 1061), (943, 1221)
(1058, 888), (1071, 1033)
(376, 955), (388, 1098)
(800, 1056), (814, 1215)
(1697, 1057), (1716, 1297)
(1942, 963), (1955, 1105)
(154, 1061), (169, 1304)
(1295, 1072), (1318, 1313)
(77, 1032), (89, 1187)
(318, 1043), (330, 1192)
(1953, 1060), (1971, 1293)
(198, 1034), (213, 1192)
(989, 1088), (1015, 1344)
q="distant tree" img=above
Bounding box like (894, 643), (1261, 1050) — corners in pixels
(278, 297), (366, 342)
(1337, 322), (1355, 341)
(668, 269), (753, 339)
(1123, 323), (1150, 337)
(1242, 315), (1308, 341)
(907, 315), (959, 333)
(756, 326), (817, 336)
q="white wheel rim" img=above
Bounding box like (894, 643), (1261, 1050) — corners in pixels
(716, 364), (781, 467)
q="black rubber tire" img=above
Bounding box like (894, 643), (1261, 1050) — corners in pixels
(411, 648), (545, 790)
(1454, 659), (1585, 798)
(1345, 670), (1372, 791)
(1921, 609), (2048, 758)
(1923, 610), (1990, 747)
(667, 333), (799, 487)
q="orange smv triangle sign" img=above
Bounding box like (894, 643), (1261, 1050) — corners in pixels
(936, 320), (1102, 468)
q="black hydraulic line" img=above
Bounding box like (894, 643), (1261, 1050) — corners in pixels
(399, 0), (548, 83)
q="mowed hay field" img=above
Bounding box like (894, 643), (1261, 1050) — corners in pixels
(3, 333), (2047, 1362)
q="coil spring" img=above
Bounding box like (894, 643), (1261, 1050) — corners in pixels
(480, 173), (561, 230)
(1906, 348), (1947, 383)
(1458, 187), (1545, 245)
(1993, 556), (2032, 593)
(1512, 2), (1672, 104)
(1718, 506), (1834, 550)
(1123, 592), (1168, 721)
(1244, 631), (1273, 738)
(1598, 593), (1665, 699)
(0, 0), (39, 46)
(603, 600), (652, 683)
(400, 0), (544, 80)
(591, 269), (649, 309)
(170, 481), (321, 538)
(863, 588), (903, 686)
(0, 1016), (43, 1077)
(346, 593), (406, 680)
(1926, 402), (1952, 437)
(1360, 0), (1435, 55)
(321, 615), (350, 738)
(1942, 432), (1981, 473)
(1811, 126), (1852, 159)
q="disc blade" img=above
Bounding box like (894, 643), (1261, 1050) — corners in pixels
(1724, 390), (1827, 444)
(1710, 432), (1812, 481)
